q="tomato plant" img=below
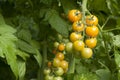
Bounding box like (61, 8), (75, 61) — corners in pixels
(0, 0), (120, 80)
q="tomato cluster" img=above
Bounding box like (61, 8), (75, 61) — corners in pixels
(67, 9), (99, 59)
(44, 39), (68, 80)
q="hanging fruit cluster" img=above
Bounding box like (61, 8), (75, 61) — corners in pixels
(44, 36), (68, 80)
(43, 9), (99, 80)
(67, 9), (99, 59)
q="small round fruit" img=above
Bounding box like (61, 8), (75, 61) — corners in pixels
(55, 67), (64, 76)
(47, 61), (52, 67)
(55, 52), (64, 61)
(85, 26), (99, 37)
(68, 9), (82, 22)
(54, 42), (59, 49)
(65, 42), (73, 53)
(72, 21), (84, 32)
(86, 15), (98, 26)
(45, 74), (54, 80)
(44, 68), (51, 75)
(85, 38), (97, 48)
(60, 60), (68, 69)
(73, 40), (85, 51)
(58, 43), (65, 51)
(53, 58), (61, 67)
(53, 76), (63, 80)
(70, 32), (82, 42)
(81, 48), (93, 59)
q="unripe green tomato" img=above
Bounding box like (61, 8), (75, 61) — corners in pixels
(54, 42), (59, 49)
(54, 67), (64, 76)
(53, 58), (61, 67)
(53, 76), (63, 80)
(44, 68), (51, 75)
(57, 34), (63, 41)
(65, 42), (73, 53)
(45, 74), (54, 80)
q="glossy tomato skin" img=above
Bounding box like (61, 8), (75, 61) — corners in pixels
(85, 38), (97, 48)
(70, 32), (82, 42)
(81, 48), (93, 59)
(85, 26), (99, 37)
(58, 43), (65, 51)
(54, 42), (59, 49)
(73, 40), (85, 51)
(44, 68), (51, 75)
(53, 76), (63, 80)
(68, 9), (82, 22)
(55, 52), (64, 61)
(65, 42), (73, 53)
(54, 67), (64, 76)
(45, 74), (54, 80)
(53, 58), (61, 67)
(60, 60), (68, 69)
(72, 21), (84, 32)
(86, 15), (98, 26)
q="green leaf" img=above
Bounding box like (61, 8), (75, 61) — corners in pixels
(0, 24), (16, 34)
(17, 60), (26, 80)
(113, 35), (120, 48)
(74, 73), (99, 80)
(60, 0), (78, 14)
(40, 0), (53, 5)
(75, 62), (88, 74)
(5, 45), (18, 79)
(114, 50), (120, 68)
(114, 50), (120, 80)
(34, 50), (42, 67)
(48, 9), (69, 37)
(96, 69), (111, 80)
(0, 13), (5, 25)
(16, 50), (30, 61)
(16, 40), (36, 54)
(106, 0), (120, 15)
(88, 0), (109, 14)
(17, 29), (32, 43)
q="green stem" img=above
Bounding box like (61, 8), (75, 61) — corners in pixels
(39, 41), (47, 80)
(67, 54), (75, 74)
(103, 28), (120, 32)
(82, 0), (88, 40)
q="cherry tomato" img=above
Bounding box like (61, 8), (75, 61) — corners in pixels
(65, 42), (73, 53)
(85, 38), (97, 48)
(44, 68), (51, 75)
(53, 76), (63, 80)
(45, 74), (54, 80)
(55, 52), (64, 61)
(85, 26), (99, 37)
(53, 58), (61, 67)
(81, 48), (93, 59)
(72, 21), (84, 32)
(54, 67), (64, 76)
(70, 32), (82, 42)
(60, 60), (68, 69)
(68, 9), (82, 22)
(73, 40), (85, 51)
(58, 43), (65, 51)
(54, 42), (59, 49)
(47, 61), (52, 67)
(86, 15), (98, 26)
